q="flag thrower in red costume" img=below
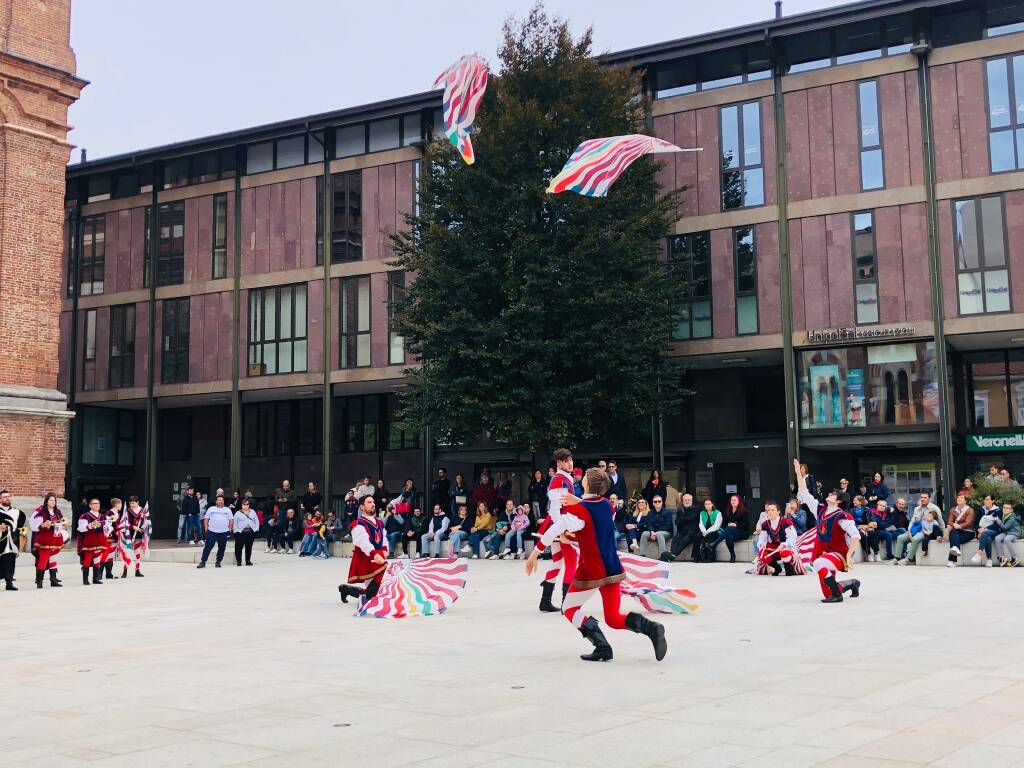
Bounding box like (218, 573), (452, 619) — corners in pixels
(794, 459), (862, 603)
(29, 493), (67, 589)
(753, 500), (806, 576)
(77, 497), (109, 585)
(537, 448), (579, 613)
(338, 495), (389, 609)
(118, 496), (150, 578)
(526, 468), (668, 663)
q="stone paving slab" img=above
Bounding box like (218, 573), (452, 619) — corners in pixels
(5, 556), (1024, 767)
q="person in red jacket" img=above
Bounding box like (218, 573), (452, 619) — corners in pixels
(794, 460), (861, 603)
(338, 495), (388, 607)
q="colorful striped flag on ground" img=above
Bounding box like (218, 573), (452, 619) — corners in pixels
(618, 552), (699, 615)
(356, 557), (469, 619)
(433, 54), (488, 165)
(546, 134), (699, 197)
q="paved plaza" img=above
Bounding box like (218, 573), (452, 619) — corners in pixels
(6, 556), (1024, 768)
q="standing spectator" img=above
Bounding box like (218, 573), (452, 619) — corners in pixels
(228, 489), (242, 513)
(372, 479), (391, 512)
(300, 482), (322, 518)
(867, 472), (890, 507)
(451, 473), (470, 518)
(870, 499), (901, 560)
(666, 492), (700, 563)
(176, 489), (187, 544)
(470, 474), (498, 514)
(233, 499), (259, 566)
(528, 469), (547, 519)
(403, 506), (429, 559)
(836, 478), (852, 512)
(431, 468), (452, 515)
(720, 495), (750, 564)
(397, 478), (421, 513)
(572, 467), (584, 497)
(342, 491), (359, 532)
(1000, 468), (1019, 487)
(945, 494), (976, 567)
(495, 473), (513, 511)
(0, 491), (24, 591)
(624, 498), (649, 552)
(697, 499), (724, 562)
(282, 508), (302, 554)
(197, 495), (233, 569)
(606, 461), (627, 500)
(275, 480), (297, 526)
(959, 477), (975, 500)
(501, 504), (531, 559)
(181, 487), (201, 546)
(198, 492), (209, 529)
(609, 493), (628, 547)
(467, 502), (495, 559)
(596, 459), (608, 472)
(354, 475), (375, 500)
(639, 495), (673, 559)
(642, 469), (669, 506)
(420, 504), (450, 558)
(485, 500), (513, 559)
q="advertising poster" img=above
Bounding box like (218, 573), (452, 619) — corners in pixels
(846, 368), (866, 427)
(809, 364), (842, 426)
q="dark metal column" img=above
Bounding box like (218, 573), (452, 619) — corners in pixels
(229, 148), (243, 490)
(321, 134), (334, 507)
(144, 171), (159, 506)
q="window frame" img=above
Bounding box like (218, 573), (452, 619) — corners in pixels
(857, 79), (885, 191)
(984, 53), (1024, 173)
(668, 232), (713, 341)
(247, 283), (309, 376)
(157, 200), (185, 287)
(851, 210), (880, 325)
(143, 205), (152, 289)
(212, 193), (228, 279)
(340, 275), (372, 369)
(952, 195), (1013, 316)
(82, 308), (97, 392)
(331, 170), (363, 263)
(315, 175), (325, 265)
(387, 271), (407, 365)
(733, 226), (759, 336)
(108, 304), (136, 389)
(79, 214), (105, 296)
(719, 100), (765, 211)
(161, 297), (190, 385)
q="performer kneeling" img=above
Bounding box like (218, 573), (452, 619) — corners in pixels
(526, 468), (667, 662)
(794, 460), (861, 603)
(754, 500), (803, 576)
(339, 495), (388, 607)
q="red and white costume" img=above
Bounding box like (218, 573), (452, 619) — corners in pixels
(29, 505), (68, 575)
(345, 514), (388, 605)
(77, 508), (109, 569)
(539, 469), (578, 588)
(118, 505), (149, 574)
(754, 515), (804, 575)
(797, 486), (861, 599)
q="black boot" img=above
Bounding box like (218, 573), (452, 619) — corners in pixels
(338, 584), (361, 604)
(820, 574), (843, 603)
(840, 579), (861, 598)
(48, 569), (62, 587)
(82, 567), (91, 585)
(92, 565), (103, 584)
(769, 561), (782, 576)
(578, 617), (614, 662)
(105, 561), (116, 579)
(36, 571), (45, 589)
(783, 562), (796, 577)
(538, 581), (559, 613)
(659, 552), (673, 563)
(626, 612), (668, 661)
(5, 578), (16, 591)
(135, 567), (144, 577)
(561, 582), (570, 606)
(122, 566), (128, 578)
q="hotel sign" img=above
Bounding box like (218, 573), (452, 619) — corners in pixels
(806, 325), (916, 344)
(967, 432), (1024, 452)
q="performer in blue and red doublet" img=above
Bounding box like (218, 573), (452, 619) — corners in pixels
(794, 460), (862, 603)
(537, 448), (579, 613)
(754, 500), (804, 576)
(526, 468), (667, 662)
(338, 495), (389, 607)
(77, 497), (108, 585)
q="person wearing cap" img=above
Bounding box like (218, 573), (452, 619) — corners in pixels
(794, 460), (861, 603)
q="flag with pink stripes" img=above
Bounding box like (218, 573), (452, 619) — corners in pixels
(357, 557), (469, 618)
(433, 54), (488, 165)
(796, 529), (817, 568)
(618, 553), (699, 615)
(547, 134), (698, 197)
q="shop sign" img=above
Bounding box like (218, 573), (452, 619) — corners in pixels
(967, 432), (1024, 452)
(806, 325), (916, 344)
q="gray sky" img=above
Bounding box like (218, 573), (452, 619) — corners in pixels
(69, 0), (847, 160)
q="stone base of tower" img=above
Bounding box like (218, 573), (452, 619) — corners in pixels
(0, 386), (73, 498)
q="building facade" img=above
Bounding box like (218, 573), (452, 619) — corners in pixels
(1, 0), (83, 512)
(61, 0), (1024, 533)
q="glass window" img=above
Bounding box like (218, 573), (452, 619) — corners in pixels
(332, 394), (382, 453)
(858, 80), (884, 191)
(699, 48), (743, 91)
(315, 176), (325, 265)
(933, 9), (984, 47)
(190, 152), (219, 184)
(388, 271), (407, 365)
(720, 101), (763, 210)
(81, 407), (134, 466)
(954, 196), (1011, 315)
(212, 193), (228, 279)
(79, 215), (105, 296)
(161, 297), (190, 385)
(986, 54), (1024, 172)
(853, 212), (879, 325)
(836, 20), (883, 64)
(734, 227), (758, 335)
(386, 393), (420, 449)
(788, 31), (832, 73)
(402, 114), (423, 146)
(988, 0), (1024, 36)
(331, 171), (362, 262)
(369, 118), (401, 152)
(335, 125), (366, 158)
(162, 158), (190, 189)
(966, 351), (1011, 428)
(113, 171), (139, 198)
(86, 176), (110, 203)
(668, 232), (712, 340)
(218, 148), (237, 179)
(157, 201), (185, 286)
(430, 108), (444, 141)
(108, 304), (135, 388)
(248, 284), (307, 375)
(246, 142), (274, 174)
(159, 410), (192, 462)
(84, 309), (97, 361)
(276, 136), (305, 168)
(308, 131), (325, 164)
(655, 58), (697, 98)
(341, 276), (371, 368)
(1009, 351), (1024, 426)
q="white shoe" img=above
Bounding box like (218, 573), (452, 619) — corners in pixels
(985, 559), (994, 567)
(970, 552), (983, 564)
(869, 553), (877, 562)
(949, 546), (961, 556)
(460, 545), (471, 554)
(629, 543), (639, 553)
(471, 554), (479, 559)
(947, 560), (956, 567)
(485, 552), (495, 560)
(896, 558), (908, 565)
(498, 552), (509, 560)
(406, 553), (413, 559)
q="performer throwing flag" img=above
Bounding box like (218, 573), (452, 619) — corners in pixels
(29, 493), (67, 589)
(118, 496), (149, 578)
(753, 500), (805, 576)
(526, 468), (667, 662)
(794, 460), (861, 603)
(338, 495), (389, 608)
(537, 448), (579, 613)
(0, 490), (25, 591)
(77, 497), (108, 585)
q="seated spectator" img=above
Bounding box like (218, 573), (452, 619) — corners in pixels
(851, 496), (879, 561)
(485, 500), (514, 559)
(400, 506), (428, 559)
(892, 496), (910, 529)
(867, 472), (890, 507)
(501, 504), (531, 559)
(893, 492), (944, 565)
(945, 494), (976, 567)
(608, 493), (625, 547)
(870, 499), (902, 561)
(342, 491), (359, 537)
(298, 513), (318, 557)
(720, 495), (750, 564)
(264, 512), (281, 553)
(448, 504), (473, 556)
(282, 508), (301, 554)
(697, 499), (723, 563)
(420, 504), (450, 558)
(624, 498), (649, 553)
(467, 502), (495, 559)
(639, 495), (673, 559)
(385, 505), (412, 558)
(974, 500), (1021, 567)
(666, 492), (699, 563)
(324, 511), (343, 546)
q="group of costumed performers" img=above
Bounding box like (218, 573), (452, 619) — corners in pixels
(0, 490), (27, 590)
(77, 495), (150, 585)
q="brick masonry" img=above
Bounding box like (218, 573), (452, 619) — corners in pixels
(0, 0), (84, 497)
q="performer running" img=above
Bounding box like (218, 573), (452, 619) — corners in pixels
(77, 497), (108, 585)
(103, 498), (122, 580)
(338, 495), (388, 607)
(526, 468), (667, 662)
(794, 460), (861, 603)
(754, 500), (803, 576)
(118, 496), (148, 578)
(0, 490), (25, 591)
(29, 493), (67, 589)
(537, 448), (579, 613)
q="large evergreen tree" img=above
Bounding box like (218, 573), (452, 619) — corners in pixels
(392, 5), (683, 457)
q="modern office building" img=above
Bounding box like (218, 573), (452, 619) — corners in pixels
(61, 0), (1024, 534)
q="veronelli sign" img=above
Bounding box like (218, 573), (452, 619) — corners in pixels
(806, 326), (916, 344)
(967, 432), (1024, 452)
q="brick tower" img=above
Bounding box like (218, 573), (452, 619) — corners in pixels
(0, 1), (85, 509)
